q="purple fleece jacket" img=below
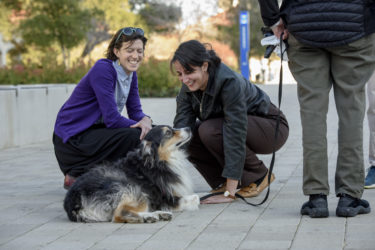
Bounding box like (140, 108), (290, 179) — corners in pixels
(54, 59), (147, 143)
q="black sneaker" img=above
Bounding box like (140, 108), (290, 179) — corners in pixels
(301, 194), (329, 218)
(336, 193), (371, 217)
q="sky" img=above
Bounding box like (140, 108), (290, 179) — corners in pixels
(166, 0), (220, 28)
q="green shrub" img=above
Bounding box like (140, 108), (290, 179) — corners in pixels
(0, 57), (181, 97)
(137, 57), (181, 97)
(0, 60), (91, 85)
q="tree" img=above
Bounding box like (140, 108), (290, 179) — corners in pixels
(0, 0), (23, 40)
(216, 0), (266, 60)
(81, 0), (146, 58)
(0, 0), (29, 65)
(80, 18), (112, 59)
(129, 0), (181, 32)
(19, 0), (92, 67)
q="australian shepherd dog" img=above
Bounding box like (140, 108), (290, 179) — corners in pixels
(64, 125), (199, 223)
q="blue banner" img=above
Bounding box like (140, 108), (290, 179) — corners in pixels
(239, 11), (250, 80)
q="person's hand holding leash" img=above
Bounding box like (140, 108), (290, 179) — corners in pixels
(271, 19), (289, 40)
(200, 178), (238, 204)
(131, 116), (152, 139)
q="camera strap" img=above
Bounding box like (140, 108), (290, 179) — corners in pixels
(200, 33), (286, 206)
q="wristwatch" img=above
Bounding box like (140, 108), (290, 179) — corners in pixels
(223, 190), (236, 199)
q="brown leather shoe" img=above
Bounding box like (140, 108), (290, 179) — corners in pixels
(63, 175), (76, 190)
(236, 172), (275, 198)
(210, 183), (226, 193)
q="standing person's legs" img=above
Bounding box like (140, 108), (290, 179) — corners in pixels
(365, 70), (375, 189)
(367, 71), (375, 167)
(287, 34), (332, 196)
(330, 34), (375, 197)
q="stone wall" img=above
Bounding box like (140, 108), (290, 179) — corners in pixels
(0, 84), (76, 149)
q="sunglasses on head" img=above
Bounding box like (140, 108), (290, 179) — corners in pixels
(115, 27), (144, 44)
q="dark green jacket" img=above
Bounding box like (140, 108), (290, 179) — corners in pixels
(173, 63), (271, 180)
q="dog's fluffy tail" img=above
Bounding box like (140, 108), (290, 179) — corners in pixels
(64, 188), (82, 222)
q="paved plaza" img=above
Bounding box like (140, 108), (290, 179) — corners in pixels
(0, 84), (374, 250)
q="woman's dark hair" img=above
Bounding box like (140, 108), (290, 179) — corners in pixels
(105, 28), (148, 61)
(170, 40), (221, 76)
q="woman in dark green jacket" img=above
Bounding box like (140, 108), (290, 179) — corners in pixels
(171, 40), (289, 204)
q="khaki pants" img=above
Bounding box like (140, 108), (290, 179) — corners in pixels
(287, 33), (375, 198)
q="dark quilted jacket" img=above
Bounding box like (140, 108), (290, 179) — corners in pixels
(259, 0), (375, 47)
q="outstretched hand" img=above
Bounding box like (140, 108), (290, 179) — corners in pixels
(130, 116), (152, 140)
(200, 194), (235, 204)
(200, 178), (238, 204)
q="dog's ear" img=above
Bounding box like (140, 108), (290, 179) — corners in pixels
(141, 140), (159, 158)
(141, 140), (159, 169)
(141, 141), (153, 156)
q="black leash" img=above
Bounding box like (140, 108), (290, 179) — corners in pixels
(200, 33), (286, 206)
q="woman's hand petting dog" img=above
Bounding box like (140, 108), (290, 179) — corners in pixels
(131, 116), (152, 139)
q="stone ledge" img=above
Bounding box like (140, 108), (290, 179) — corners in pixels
(0, 84), (76, 149)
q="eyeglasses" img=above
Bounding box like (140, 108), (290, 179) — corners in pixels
(115, 27), (144, 44)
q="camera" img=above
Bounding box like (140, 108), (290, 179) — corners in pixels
(261, 27), (276, 59)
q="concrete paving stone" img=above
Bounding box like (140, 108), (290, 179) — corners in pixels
(346, 207), (375, 224)
(257, 207), (303, 224)
(300, 215), (346, 225)
(187, 224), (251, 250)
(40, 223), (123, 250)
(274, 186), (304, 194)
(245, 224), (297, 240)
(1, 85), (375, 249)
(345, 224), (375, 240)
(267, 198), (306, 209)
(0, 203), (48, 224)
(0, 221), (82, 250)
(88, 221), (170, 250)
(10, 204), (63, 225)
(89, 234), (154, 250)
(135, 207), (226, 249)
(246, 231), (296, 243)
(292, 230), (345, 249)
(189, 234), (246, 250)
(298, 219), (346, 233)
(206, 206), (262, 226)
(344, 240), (375, 250)
(0, 223), (42, 246)
(238, 239), (292, 250)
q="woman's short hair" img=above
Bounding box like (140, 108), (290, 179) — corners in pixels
(106, 27), (148, 61)
(170, 40), (221, 75)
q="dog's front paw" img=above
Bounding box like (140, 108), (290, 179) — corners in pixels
(179, 194), (200, 211)
(157, 211), (173, 221)
(190, 194), (200, 208)
(139, 212), (159, 223)
(144, 216), (158, 223)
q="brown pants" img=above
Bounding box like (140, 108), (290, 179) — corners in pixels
(188, 105), (289, 189)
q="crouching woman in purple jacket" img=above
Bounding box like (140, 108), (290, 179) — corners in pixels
(53, 27), (152, 189)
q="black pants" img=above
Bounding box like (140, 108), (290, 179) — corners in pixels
(188, 104), (289, 189)
(53, 124), (141, 177)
